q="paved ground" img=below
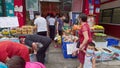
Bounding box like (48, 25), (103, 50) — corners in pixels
(45, 42), (120, 68)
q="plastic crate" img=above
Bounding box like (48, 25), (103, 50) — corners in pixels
(62, 50), (77, 59)
(106, 38), (119, 46)
(93, 36), (107, 42)
(62, 41), (77, 59)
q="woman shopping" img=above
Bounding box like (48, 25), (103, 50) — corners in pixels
(77, 13), (92, 68)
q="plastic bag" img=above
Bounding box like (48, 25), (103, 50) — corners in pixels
(54, 34), (61, 44)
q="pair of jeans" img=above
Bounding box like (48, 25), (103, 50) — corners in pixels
(36, 38), (51, 64)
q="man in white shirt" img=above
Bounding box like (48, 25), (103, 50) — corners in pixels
(34, 12), (48, 36)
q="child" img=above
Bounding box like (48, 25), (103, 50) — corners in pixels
(72, 42), (96, 68)
(83, 42), (96, 68)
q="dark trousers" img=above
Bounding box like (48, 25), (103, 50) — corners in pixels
(49, 25), (55, 40)
(36, 38), (51, 64)
(37, 31), (47, 36)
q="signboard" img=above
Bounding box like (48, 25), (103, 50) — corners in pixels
(14, 0), (25, 27)
(5, 0), (14, 16)
(26, 0), (39, 11)
(66, 43), (77, 55)
(0, 17), (19, 28)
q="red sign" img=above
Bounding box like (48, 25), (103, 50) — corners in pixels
(14, 0), (25, 27)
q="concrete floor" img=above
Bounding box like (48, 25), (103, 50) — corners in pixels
(45, 42), (120, 68)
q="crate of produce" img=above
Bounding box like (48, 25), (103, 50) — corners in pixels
(62, 41), (77, 59)
(93, 33), (107, 42)
(106, 38), (119, 46)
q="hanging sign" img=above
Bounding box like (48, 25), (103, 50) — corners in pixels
(0, 17), (19, 28)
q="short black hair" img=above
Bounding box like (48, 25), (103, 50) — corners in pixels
(50, 13), (54, 17)
(6, 56), (25, 68)
(79, 13), (87, 22)
(35, 12), (40, 16)
(89, 42), (95, 47)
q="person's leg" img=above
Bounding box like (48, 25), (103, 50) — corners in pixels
(78, 63), (83, 68)
(36, 37), (51, 64)
(77, 51), (85, 68)
(50, 26), (55, 40)
(36, 51), (45, 64)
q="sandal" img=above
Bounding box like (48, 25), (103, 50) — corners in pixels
(54, 45), (59, 48)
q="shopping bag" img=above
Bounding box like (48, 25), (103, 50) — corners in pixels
(54, 34), (61, 44)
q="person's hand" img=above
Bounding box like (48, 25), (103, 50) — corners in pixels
(32, 42), (38, 54)
(79, 45), (85, 51)
(72, 50), (77, 56)
(5, 57), (10, 63)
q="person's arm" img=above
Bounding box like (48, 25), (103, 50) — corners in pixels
(92, 57), (96, 68)
(79, 31), (89, 50)
(34, 25), (37, 33)
(56, 21), (59, 34)
(46, 20), (49, 37)
(5, 57), (10, 63)
(34, 19), (38, 33)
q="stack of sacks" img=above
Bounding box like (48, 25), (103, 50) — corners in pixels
(108, 46), (120, 60)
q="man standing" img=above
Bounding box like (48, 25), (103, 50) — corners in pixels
(24, 34), (52, 64)
(34, 12), (48, 36)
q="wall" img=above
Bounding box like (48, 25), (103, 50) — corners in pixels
(100, 0), (120, 39)
(100, 0), (120, 10)
(72, 0), (83, 12)
(101, 24), (120, 39)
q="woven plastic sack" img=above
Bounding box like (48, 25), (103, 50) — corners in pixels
(108, 47), (120, 60)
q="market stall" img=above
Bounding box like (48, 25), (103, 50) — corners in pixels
(0, 17), (20, 42)
(0, 16), (35, 43)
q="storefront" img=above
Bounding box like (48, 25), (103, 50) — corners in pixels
(0, 0), (26, 27)
(100, 0), (120, 38)
(40, 0), (60, 17)
(40, 1), (60, 17)
(72, 0), (100, 24)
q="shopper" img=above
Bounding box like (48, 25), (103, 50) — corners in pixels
(48, 13), (56, 40)
(34, 12), (48, 36)
(56, 13), (66, 36)
(22, 34), (52, 64)
(54, 13), (66, 48)
(77, 13), (92, 68)
(0, 41), (30, 63)
(83, 42), (96, 68)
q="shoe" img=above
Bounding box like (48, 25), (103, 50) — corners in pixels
(54, 45), (59, 48)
